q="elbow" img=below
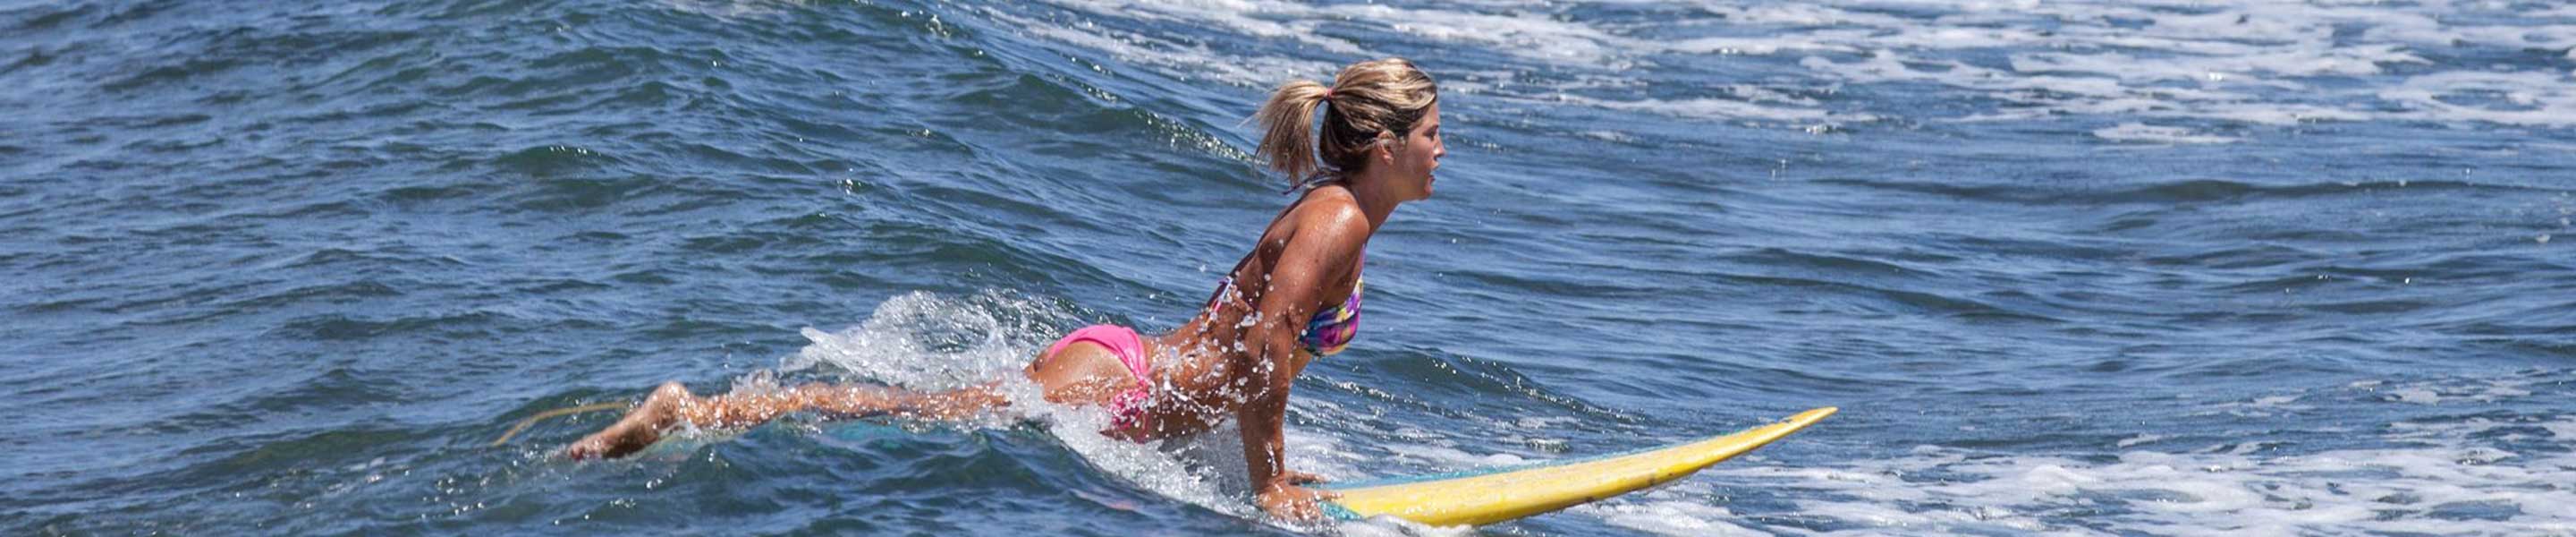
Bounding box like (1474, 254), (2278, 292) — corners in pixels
(1225, 320), (1304, 405)
(1257, 333), (1304, 390)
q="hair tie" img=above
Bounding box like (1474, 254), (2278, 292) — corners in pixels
(1319, 88), (1334, 99)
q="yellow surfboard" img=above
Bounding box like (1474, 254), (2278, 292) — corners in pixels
(1318, 406), (1836, 526)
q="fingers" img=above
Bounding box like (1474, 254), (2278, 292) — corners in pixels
(1285, 499), (1323, 521)
(1258, 484), (1338, 522)
(1284, 468), (1335, 486)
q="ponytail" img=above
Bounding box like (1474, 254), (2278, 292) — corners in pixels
(1250, 58), (1437, 188)
(1252, 80), (1332, 183)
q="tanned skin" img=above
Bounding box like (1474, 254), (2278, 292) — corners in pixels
(566, 103), (1444, 521)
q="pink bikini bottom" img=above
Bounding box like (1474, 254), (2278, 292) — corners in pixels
(1042, 324), (1153, 435)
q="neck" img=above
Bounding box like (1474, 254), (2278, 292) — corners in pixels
(1346, 167), (1400, 230)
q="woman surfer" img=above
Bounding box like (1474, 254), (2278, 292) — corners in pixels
(563, 57), (1445, 521)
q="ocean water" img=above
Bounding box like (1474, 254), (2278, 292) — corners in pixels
(5, 0), (2574, 534)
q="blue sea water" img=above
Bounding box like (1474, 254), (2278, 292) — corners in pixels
(5, 0), (2574, 534)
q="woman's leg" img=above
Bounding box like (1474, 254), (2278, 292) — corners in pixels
(562, 338), (1144, 459)
(561, 380), (1011, 459)
(561, 382), (692, 459)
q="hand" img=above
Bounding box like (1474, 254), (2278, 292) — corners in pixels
(1258, 482), (1340, 522)
(1281, 469), (1331, 485)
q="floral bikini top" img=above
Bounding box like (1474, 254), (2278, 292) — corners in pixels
(1206, 254), (1364, 355)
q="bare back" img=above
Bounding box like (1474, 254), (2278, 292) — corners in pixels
(1127, 184), (1371, 437)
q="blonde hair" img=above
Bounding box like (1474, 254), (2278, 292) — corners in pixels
(1251, 58), (1438, 185)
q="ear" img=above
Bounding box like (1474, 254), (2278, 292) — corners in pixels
(1375, 132), (1397, 166)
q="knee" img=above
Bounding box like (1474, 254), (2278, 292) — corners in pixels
(648, 381), (691, 406)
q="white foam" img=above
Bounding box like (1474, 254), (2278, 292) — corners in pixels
(783, 290), (1071, 388)
(973, 5), (1340, 88)
(1690, 439), (2576, 533)
(1032, 393), (1257, 519)
(991, 0), (1846, 122)
(2360, 375), (2549, 405)
(1381, 443), (1538, 469)
(2116, 433), (2166, 448)
(978, 0), (2576, 129)
(2093, 123), (2241, 145)
(778, 291), (1269, 517)
(778, 291), (1441, 526)
(2377, 71), (2576, 127)
(1664, 387), (2576, 534)
(1578, 482), (1777, 536)
(1776, 0), (2576, 126)
(1546, 93), (1835, 122)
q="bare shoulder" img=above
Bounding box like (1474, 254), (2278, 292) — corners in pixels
(1288, 187), (1369, 244)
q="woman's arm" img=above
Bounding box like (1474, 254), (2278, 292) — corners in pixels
(1234, 202), (1368, 520)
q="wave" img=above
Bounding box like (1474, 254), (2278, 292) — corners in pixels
(1818, 177), (2560, 207)
(1594, 371), (2576, 535)
(962, 0), (2576, 132)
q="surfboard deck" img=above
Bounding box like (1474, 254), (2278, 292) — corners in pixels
(1317, 406), (1836, 527)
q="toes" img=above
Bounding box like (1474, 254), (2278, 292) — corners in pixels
(562, 436), (609, 460)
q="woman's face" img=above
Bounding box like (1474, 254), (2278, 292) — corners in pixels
(1389, 102), (1445, 200)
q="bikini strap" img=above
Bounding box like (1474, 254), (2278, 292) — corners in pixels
(1282, 174), (1343, 194)
(1208, 185), (1363, 306)
(1208, 186), (1315, 303)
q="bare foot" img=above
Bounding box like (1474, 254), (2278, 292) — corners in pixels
(562, 382), (689, 459)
